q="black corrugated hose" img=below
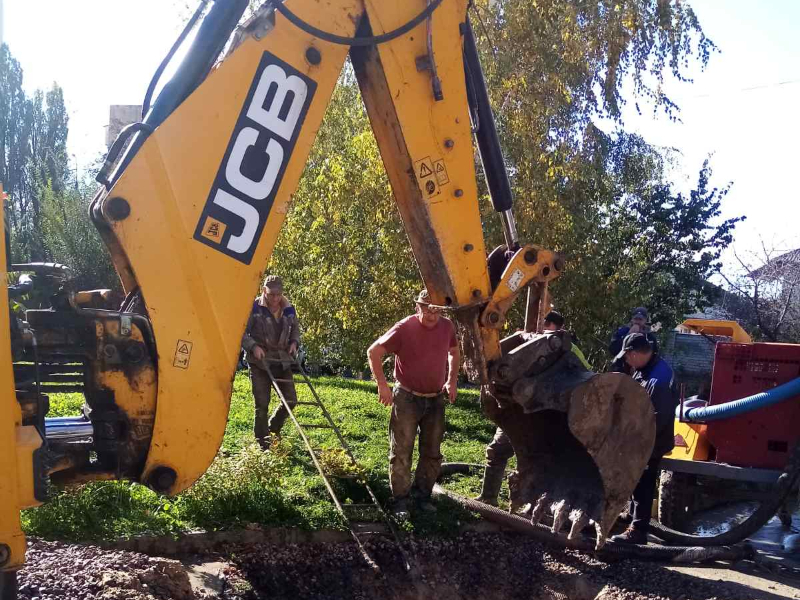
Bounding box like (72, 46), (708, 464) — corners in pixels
(649, 437), (800, 546)
(434, 463), (756, 563)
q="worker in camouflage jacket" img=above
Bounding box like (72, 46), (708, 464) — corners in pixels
(242, 275), (300, 449)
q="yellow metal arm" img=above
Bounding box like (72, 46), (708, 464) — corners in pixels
(2, 0), (670, 572)
(3, 0), (561, 573)
(91, 0), (553, 495)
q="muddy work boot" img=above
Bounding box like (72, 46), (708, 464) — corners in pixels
(390, 497), (410, 521)
(415, 497), (437, 513)
(610, 527), (648, 545)
(474, 465), (505, 506)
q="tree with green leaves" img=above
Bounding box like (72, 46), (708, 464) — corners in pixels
(269, 79), (419, 371)
(264, 1), (740, 372)
(39, 181), (120, 293)
(1, 43), (117, 294)
(1, 44), (71, 263)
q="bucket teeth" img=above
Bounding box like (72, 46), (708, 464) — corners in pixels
(568, 510), (589, 541)
(594, 523), (607, 550)
(530, 493), (549, 525)
(551, 500), (568, 534)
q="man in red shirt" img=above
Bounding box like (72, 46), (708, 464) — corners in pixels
(367, 289), (460, 517)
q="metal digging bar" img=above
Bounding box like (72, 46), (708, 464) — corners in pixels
(261, 354), (413, 573)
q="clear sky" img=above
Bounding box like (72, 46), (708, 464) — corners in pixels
(616, 0), (800, 272)
(4, 0), (799, 270)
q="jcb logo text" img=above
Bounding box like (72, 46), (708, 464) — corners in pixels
(194, 52), (316, 263)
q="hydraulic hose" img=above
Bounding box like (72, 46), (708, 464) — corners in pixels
(434, 463), (753, 563)
(680, 375), (800, 423)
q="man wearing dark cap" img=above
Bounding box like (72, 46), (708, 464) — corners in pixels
(367, 289), (460, 517)
(610, 332), (676, 544)
(242, 275), (301, 448)
(609, 307), (658, 356)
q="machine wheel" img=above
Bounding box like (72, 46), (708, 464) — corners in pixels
(658, 470), (696, 530)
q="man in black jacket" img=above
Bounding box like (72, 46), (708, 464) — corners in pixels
(610, 332), (676, 544)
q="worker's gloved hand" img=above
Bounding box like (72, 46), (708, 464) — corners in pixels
(252, 345), (266, 361)
(288, 342), (298, 356)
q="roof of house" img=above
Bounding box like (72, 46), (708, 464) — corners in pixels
(749, 248), (800, 279)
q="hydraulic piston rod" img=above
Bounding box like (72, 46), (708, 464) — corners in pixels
(45, 417), (94, 441)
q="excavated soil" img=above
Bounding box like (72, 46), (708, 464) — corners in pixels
(15, 533), (799, 600)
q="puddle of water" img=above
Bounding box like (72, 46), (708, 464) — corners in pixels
(687, 502), (800, 567)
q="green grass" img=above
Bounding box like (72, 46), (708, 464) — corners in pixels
(23, 374), (508, 542)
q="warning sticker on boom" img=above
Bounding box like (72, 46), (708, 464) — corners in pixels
(507, 269), (525, 293)
(173, 339), (193, 369)
(433, 159), (449, 185)
(414, 156), (440, 199)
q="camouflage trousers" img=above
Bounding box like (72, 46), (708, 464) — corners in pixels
(250, 364), (297, 446)
(389, 387), (446, 500)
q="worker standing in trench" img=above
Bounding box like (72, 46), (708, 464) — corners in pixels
(609, 332), (677, 544)
(367, 289), (460, 519)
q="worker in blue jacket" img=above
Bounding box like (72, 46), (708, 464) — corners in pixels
(610, 332), (677, 544)
(609, 307), (659, 356)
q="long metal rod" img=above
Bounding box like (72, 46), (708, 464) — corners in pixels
(500, 209), (519, 251)
(295, 362), (413, 572)
(263, 354), (412, 573)
(262, 359), (379, 571)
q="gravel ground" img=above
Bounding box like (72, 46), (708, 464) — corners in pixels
(16, 540), (205, 600)
(14, 533), (779, 600)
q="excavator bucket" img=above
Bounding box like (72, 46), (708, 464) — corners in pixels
(484, 331), (656, 548)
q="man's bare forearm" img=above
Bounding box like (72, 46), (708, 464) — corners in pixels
(368, 343), (389, 387)
(447, 346), (460, 386)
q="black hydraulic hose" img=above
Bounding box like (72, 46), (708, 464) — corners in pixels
(462, 18), (513, 215)
(435, 463), (754, 563)
(648, 438), (800, 546)
(142, 0), (211, 120)
(274, 0), (445, 46)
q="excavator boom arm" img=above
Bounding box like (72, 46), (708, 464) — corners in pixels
(1, 0), (653, 577)
(92, 0), (557, 497)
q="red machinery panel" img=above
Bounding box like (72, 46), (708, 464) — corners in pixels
(708, 342), (800, 469)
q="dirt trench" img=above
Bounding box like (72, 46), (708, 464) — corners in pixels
(14, 531), (800, 600)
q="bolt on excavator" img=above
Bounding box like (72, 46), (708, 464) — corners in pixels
(0, 0), (658, 589)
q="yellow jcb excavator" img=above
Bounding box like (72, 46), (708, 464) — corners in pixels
(0, 0), (657, 587)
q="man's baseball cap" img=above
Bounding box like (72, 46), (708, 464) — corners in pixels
(616, 332), (654, 361)
(631, 306), (649, 320)
(414, 289), (431, 305)
(263, 275), (283, 292)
